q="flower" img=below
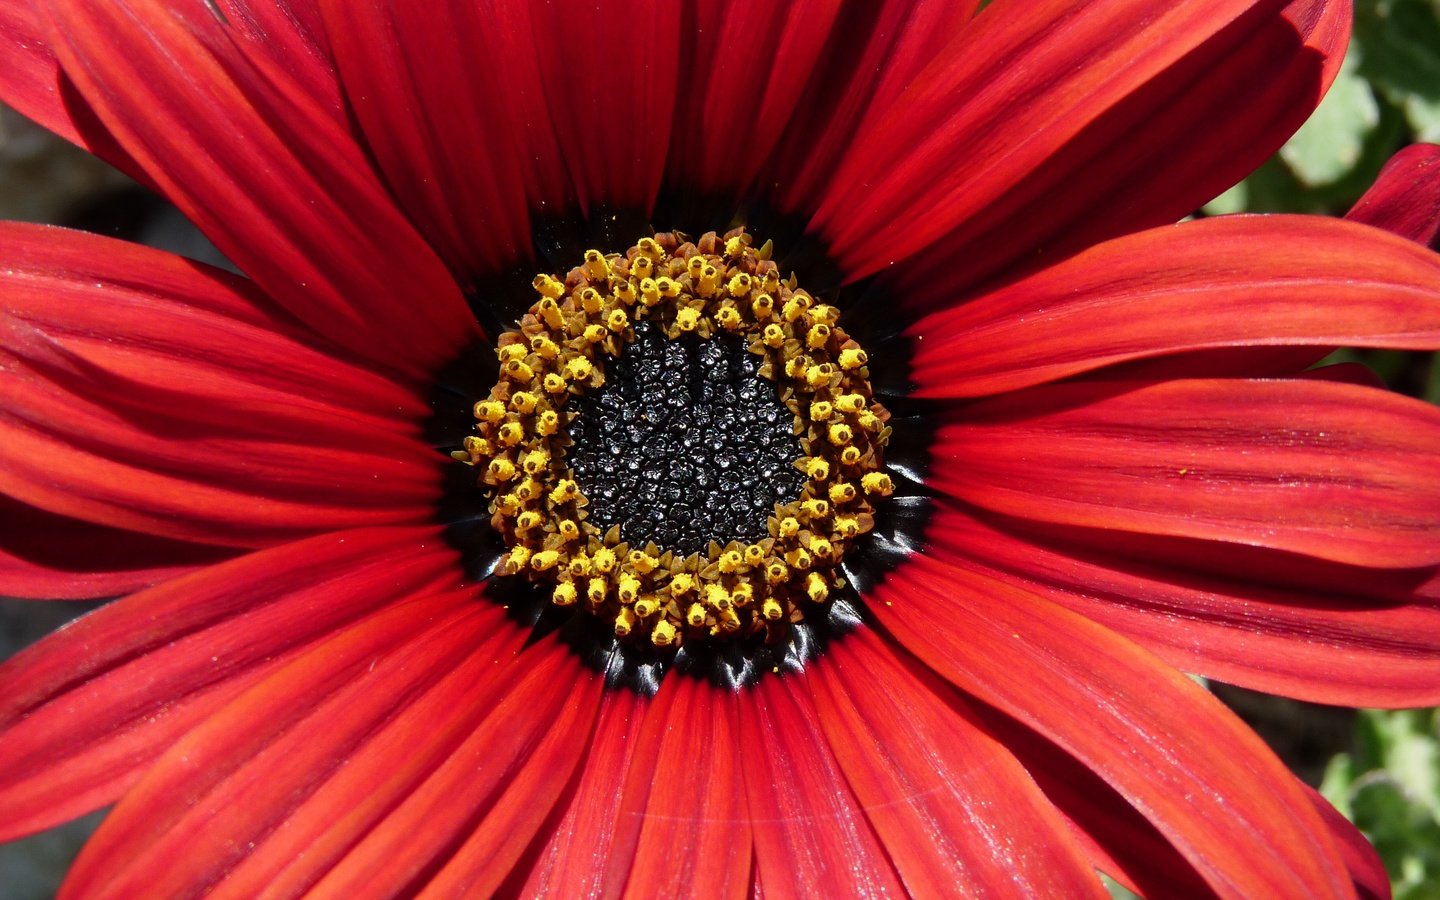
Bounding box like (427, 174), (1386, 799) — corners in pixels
(1, 0), (1439, 896)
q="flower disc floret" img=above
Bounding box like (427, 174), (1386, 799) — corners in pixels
(458, 229), (894, 650)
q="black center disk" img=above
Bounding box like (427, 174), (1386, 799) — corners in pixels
(568, 322), (807, 556)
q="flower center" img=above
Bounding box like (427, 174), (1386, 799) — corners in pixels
(456, 229), (893, 651)
(568, 320), (806, 558)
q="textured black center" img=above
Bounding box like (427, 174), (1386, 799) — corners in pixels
(568, 322), (807, 556)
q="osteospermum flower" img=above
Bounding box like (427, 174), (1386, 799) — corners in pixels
(2, 0), (1440, 895)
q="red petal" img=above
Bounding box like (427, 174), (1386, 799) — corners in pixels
(665, 0), (841, 200)
(740, 676), (905, 898)
(317, 0), (536, 280)
(1304, 785), (1390, 900)
(0, 495), (230, 600)
(301, 646), (602, 899)
(908, 215), (1440, 398)
(531, 0), (681, 216)
(514, 689), (648, 898)
(413, 663), (605, 897)
(987, 711), (1218, 897)
(0, 1), (116, 155)
(39, 0), (478, 379)
(1346, 143), (1440, 249)
(0, 224), (440, 547)
(0, 526), (462, 842)
(872, 555), (1355, 897)
(185, 605), (531, 899)
(768, 0), (980, 216)
(816, 0), (1347, 289)
(57, 585), (490, 900)
(925, 502), (1440, 706)
(620, 677), (750, 900)
(0, 1), (334, 182)
(810, 630), (1105, 897)
(935, 378), (1440, 568)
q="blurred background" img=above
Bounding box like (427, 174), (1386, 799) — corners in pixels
(2, 0), (1440, 896)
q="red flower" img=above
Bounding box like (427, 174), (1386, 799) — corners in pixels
(1, 0), (1439, 896)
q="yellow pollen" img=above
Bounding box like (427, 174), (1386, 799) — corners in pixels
(464, 228), (895, 651)
(651, 619), (678, 647)
(629, 551), (658, 574)
(618, 574), (641, 604)
(801, 499), (829, 518)
(565, 357), (594, 381)
(765, 560), (788, 584)
(584, 248), (610, 279)
(704, 583), (729, 609)
(675, 307), (701, 332)
(475, 400), (505, 423)
(507, 545), (531, 571)
(497, 422), (524, 446)
(862, 472), (895, 496)
(593, 547), (617, 573)
(835, 393), (865, 413)
(532, 274), (565, 299)
(537, 297), (564, 329)
(614, 607), (636, 637)
(553, 581), (578, 606)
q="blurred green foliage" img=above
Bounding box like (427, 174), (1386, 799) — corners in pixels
(1323, 711), (1440, 899)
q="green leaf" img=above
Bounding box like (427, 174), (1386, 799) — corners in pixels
(1354, 0), (1440, 106)
(1279, 46), (1379, 186)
